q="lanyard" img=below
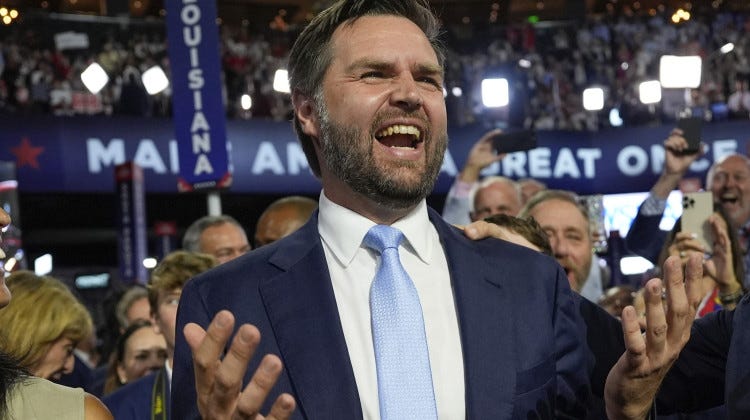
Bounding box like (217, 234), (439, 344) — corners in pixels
(151, 367), (168, 420)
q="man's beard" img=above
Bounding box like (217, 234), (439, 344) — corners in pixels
(317, 104), (447, 210)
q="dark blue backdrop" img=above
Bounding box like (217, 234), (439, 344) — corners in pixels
(1, 115), (748, 195)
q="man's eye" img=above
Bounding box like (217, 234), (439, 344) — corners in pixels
(418, 77), (441, 88)
(361, 71), (384, 79)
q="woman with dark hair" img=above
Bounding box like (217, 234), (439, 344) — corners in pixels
(102, 319), (167, 395)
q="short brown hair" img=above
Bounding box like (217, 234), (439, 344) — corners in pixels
(484, 213), (553, 256)
(147, 250), (218, 314)
(519, 189), (590, 225)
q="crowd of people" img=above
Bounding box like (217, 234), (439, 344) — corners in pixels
(1, 0), (750, 419)
(1, 5), (749, 130)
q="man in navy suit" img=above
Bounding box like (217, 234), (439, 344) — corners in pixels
(172, 1), (700, 419)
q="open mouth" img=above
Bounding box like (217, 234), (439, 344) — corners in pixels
(720, 194), (738, 205)
(375, 124), (422, 149)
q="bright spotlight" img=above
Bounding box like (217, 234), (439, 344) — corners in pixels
(241, 94), (252, 110)
(143, 257), (157, 269)
(34, 254), (53, 276)
(659, 55), (702, 88)
(518, 58), (531, 68)
(481, 78), (509, 108)
(80, 62), (109, 94)
(620, 256), (654, 275)
(451, 87), (463, 97)
(273, 69), (290, 93)
(720, 43), (735, 54)
(141, 65), (169, 95)
(582, 87), (604, 111)
(609, 108), (623, 127)
(639, 80), (662, 104)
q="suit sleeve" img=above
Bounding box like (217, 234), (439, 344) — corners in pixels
(552, 266), (596, 418)
(625, 205), (668, 264)
(171, 277), (212, 420)
(655, 308), (732, 414)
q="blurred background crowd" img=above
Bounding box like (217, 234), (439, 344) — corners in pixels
(0, 1), (749, 130)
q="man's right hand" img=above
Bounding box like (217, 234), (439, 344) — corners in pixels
(663, 128), (702, 176)
(651, 128), (704, 199)
(604, 254), (703, 420)
(458, 129), (506, 183)
(184, 310), (296, 420)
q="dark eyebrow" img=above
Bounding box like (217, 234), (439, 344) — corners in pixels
(345, 58), (390, 73)
(346, 58), (444, 78)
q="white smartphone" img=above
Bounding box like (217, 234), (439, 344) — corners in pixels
(680, 191), (714, 253)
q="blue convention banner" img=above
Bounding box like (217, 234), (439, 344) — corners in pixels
(165, 0), (231, 191)
(0, 115), (749, 196)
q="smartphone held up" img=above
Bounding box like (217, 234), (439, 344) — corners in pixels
(491, 129), (538, 154)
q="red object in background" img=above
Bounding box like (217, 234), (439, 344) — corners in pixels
(154, 221), (177, 236)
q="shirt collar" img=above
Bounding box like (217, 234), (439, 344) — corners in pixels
(318, 191), (433, 267)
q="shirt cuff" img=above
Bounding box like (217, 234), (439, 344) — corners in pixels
(451, 179), (476, 199)
(640, 193), (668, 216)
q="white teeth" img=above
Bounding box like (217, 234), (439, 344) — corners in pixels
(376, 125), (421, 140)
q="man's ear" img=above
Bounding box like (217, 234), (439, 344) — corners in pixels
(293, 90), (320, 138)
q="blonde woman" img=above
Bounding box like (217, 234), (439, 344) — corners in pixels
(0, 269), (112, 419)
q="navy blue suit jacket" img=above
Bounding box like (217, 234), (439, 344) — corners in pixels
(656, 293), (750, 418)
(624, 208), (667, 264)
(172, 208), (592, 419)
(103, 367), (170, 420)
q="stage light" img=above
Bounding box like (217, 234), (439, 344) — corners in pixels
(620, 256), (654, 275)
(659, 55), (701, 88)
(452, 87), (463, 97)
(609, 108), (623, 127)
(142, 257), (157, 269)
(481, 78), (509, 108)
(240, 94), (252, 110)
(80, 62), (109, 94)
(34, 254), (53, 276)
(142, 65), (169, 95)
(639, 80), (662, 104)
(720, 42), (734, 54)
(582, 87), (604, 111)
(273, 69), (290, 93)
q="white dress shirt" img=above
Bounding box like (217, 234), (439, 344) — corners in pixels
(318, 192), (465, 420)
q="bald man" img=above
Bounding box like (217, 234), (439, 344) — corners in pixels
(254, 196), (318, 247)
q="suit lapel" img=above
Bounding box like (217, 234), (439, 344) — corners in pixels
(259, 215), (363, 419)
(429, 209), (516, 418)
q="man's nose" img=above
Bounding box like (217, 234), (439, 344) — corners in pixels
(551, 237), (569, 258)
(390, 73), (423, 110)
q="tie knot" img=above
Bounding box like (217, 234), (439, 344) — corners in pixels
(363, 225), (404, 254)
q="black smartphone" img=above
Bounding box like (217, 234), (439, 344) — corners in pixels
(677, 116), (703, 154)
(491, 129), (537, 154)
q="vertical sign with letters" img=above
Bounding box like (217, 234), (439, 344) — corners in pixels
(166, 0), (232, 191)
(116, 162), (148, 284)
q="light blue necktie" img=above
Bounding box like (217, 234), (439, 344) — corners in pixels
(364, 224), (437, 420)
